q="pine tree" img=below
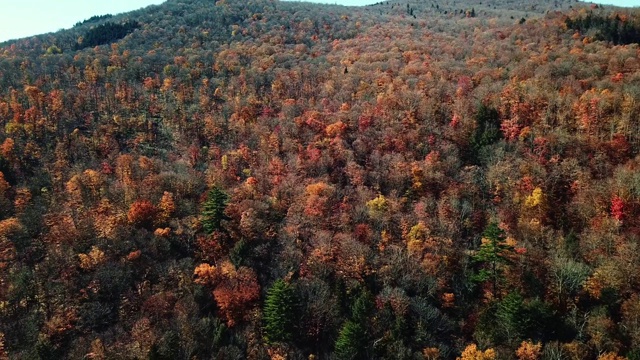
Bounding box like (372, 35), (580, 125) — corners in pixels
(472, 104), (501, 150)
(335, 320), (366, 360)
(472, 222), (514, 296)
(263, 279), (296, 344)
(351, 291), (374, 324)
(201, 186), (230, 234)
(468, 104), (501, 164)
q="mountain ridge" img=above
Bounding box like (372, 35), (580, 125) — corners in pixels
(2, 0), (640, 358)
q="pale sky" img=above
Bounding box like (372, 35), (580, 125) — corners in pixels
(0, 0), (639, 43)
(0, 0), (165, 42)
(591, 0), (640, 5)
(284, 0), (376, 5)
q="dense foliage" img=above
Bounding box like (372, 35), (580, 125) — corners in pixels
(75, 21), (140, 50)
(566, 10), (640, 45)
(263, 279), (296, 344)
(74, 14), (114, 27)
(2, 0), (640, 358)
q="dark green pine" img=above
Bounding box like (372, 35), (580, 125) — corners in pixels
(263, 279), (296, 344)
(201, 186), (230, 234)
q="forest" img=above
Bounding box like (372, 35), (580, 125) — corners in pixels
(1, 0), (640, 358)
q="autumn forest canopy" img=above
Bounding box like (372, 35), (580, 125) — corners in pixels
(3, 0), (640, 358)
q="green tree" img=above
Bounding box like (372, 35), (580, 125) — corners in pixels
(45, 45), (62, 55)
(229, 239), (249, 268)
(551, 255), (589, 308)
(476, 292), (559, 345)
(335, 320), (367, 360)
(469, 104), (501, 163)
(263, 279), (296, 344)
(334, 289), (374, 360)
(201, 186), (231, 234)
(472, 222), (513, 296)
(351, 290), (374, 324)
(495, 292), (526, 342)
(149, 330), (180, 360)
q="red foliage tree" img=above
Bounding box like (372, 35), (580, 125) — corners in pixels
(127, 199), (158, 228)
(195, 261), (260, 327)
(611, 195), (625, 223)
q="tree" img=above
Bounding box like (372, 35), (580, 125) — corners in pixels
(474, 105), (501, 146)
(610, 195), (625, 222)
(516, 341), (541, 360)
(0, 333), (7, 360)
(0, 172), (11, 218)
(75, 21), (139, 50)
(127, 199), (158, 229)
(457, 344), (495, 360)
(213, 264), (260, 327)
(263, 279), (297, 344)
(335, 320), (366, 360)
(551, 256), (589, 308)
(622, 294), (640, 350)
(201, 186), (231, 234)
(472, 222), (513, 297)
(495, 292), (527, 342)
(476, 292), (559, 346)
(469, 104), (501, 164)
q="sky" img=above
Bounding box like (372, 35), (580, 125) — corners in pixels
(0, 0), (165, 42)
(1, 0), (639, 42)
(285, 0), (376, 5)
(289, 0), (640, 8)
(591, 0), (640, 5)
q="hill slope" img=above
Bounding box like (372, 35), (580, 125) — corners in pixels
(2, 0), (640, 358)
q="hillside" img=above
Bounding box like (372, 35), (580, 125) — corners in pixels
(2, 0), (640, 358)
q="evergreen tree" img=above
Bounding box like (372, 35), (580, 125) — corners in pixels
(334, 290), (373, 360)
(263, 279), (296, 344)
(467, 104), (501, 164)
(335, 320), (366, 360)
(75, 21), (139, 50)
(472, 222), (513, 296)
(229, 239), (249, 268)
(201, 186), (231, 234)
(471, 104), (501, 150)
(351, 291), (374, 324)
(149, 331), (180, 360)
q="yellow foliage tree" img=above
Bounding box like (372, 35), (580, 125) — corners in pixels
(407, 221), (429, 255)
(304, 182), (334, 217)
(325, 121), (347, 137)
(366, 194), (389, 217)
(516, 341), (542, 360)
(306, 182), (332, 196)
(457, 344), (496, 360)
(82, 169), (103, 196)
(524, 187), (544, 208)
(65, 175), (84, 206)
(194, 263), (219, 286)
(585, 262), (624, 299)
(79, 246), (106, 270)
(157, 191), (176, 225)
